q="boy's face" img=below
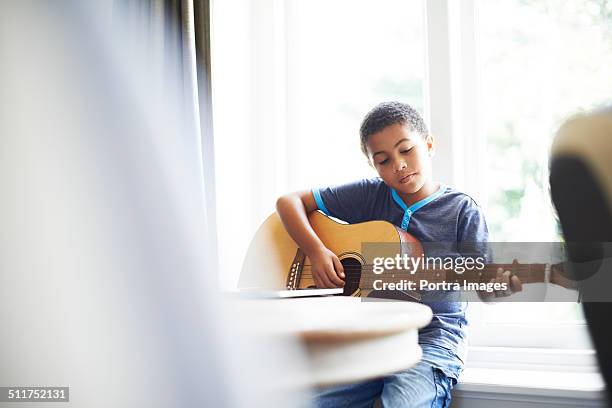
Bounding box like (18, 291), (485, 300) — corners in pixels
(365, 123), (434, 195)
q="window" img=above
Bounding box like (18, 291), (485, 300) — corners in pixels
(284, 0), (426, 188)
(211, 0), (609, 353)
(479, 0), (612, 242)
(212, 0), (426, 289)
(467, 0), (612, 350)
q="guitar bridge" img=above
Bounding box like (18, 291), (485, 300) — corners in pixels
(286, 248), (306, 290)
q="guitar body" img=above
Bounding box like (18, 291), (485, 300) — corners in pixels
(239, 211), (422, 297)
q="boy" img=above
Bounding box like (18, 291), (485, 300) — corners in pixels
(276, 102), (521, 407)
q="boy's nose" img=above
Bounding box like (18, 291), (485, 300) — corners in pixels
(395, 161), (407, 172)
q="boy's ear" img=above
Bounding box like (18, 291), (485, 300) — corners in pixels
(425, 134), (435, 157)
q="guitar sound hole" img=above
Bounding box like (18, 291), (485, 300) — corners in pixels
(305, 257), (362, 295)
(340, 257), (362, 296)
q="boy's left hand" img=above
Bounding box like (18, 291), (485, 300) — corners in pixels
(479, 259), (523, 299)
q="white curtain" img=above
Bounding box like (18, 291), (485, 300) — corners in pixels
(115, 0), (219, 281)
(0, 1), (235, 406)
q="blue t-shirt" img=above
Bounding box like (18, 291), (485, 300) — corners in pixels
(312, 177), (489, 375)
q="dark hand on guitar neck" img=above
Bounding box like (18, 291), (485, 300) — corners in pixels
(478, 261), (524, 300)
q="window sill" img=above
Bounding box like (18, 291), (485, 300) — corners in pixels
(455, 367), (606, 401)
(465, 346), (599, 372)
(452, 347), (607, 406)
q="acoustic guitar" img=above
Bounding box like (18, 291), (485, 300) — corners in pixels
(239, 211), (578, 300)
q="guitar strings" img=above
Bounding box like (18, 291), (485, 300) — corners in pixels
(291, 264), (543, 284)
(296, 265), (540, 283)
(289, 278), (522, 285)
(300, 264), (539, 269)
(297, 265), (538, 272)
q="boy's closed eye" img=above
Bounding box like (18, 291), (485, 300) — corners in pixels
(376, 147), (414, 165)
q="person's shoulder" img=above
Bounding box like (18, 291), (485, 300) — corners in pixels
(360, 177), (390, 198)
(325, 177), (387, 191)
(442, 186), (489, 239)
(314, 177), (389, 203)
(361, 176), (387, 189)
(439, 185), (483, 212)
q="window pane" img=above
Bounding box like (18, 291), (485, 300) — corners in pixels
(286, 0), (426, 188)
(479, 0), (612, 242)
(212, 0), (426, 289)
(476, 0), (612, 330)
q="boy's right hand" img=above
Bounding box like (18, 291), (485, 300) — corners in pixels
(308, 247), (345, 288)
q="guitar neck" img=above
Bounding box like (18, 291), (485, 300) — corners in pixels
(360, 263), (577, 290)
(422, 264), (547, 284)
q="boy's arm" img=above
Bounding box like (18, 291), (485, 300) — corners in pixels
(276, 191), (345, 288)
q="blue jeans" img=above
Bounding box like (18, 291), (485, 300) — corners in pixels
(312, 345), (461, 408)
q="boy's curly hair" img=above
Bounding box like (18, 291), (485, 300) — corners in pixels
(359, 101), (429, 157)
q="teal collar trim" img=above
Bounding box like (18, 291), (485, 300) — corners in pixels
(391, 184), (446, 230)
(312, 188), (330, 216)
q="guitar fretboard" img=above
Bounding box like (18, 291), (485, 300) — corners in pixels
(360, 263), (549, 285)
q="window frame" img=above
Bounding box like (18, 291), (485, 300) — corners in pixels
(425, 0), (593, 353)
(212, 0), (596, 355)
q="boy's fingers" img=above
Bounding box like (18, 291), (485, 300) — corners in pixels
(493, 271), (512, 296)
(333, 257), (345, 278)
(317, 271), (334, 288)
(312, 272), (321, 288)
(503, 270), (511, 285)
(510, 275), (523, 292)
(479, 278), (496, 299)
(326, 263), (345, 286)
(479, 279), (496, 298)
(312, 271), (323, 288)
(492, 277), (506, 298)
(494, 269), (503, 286)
